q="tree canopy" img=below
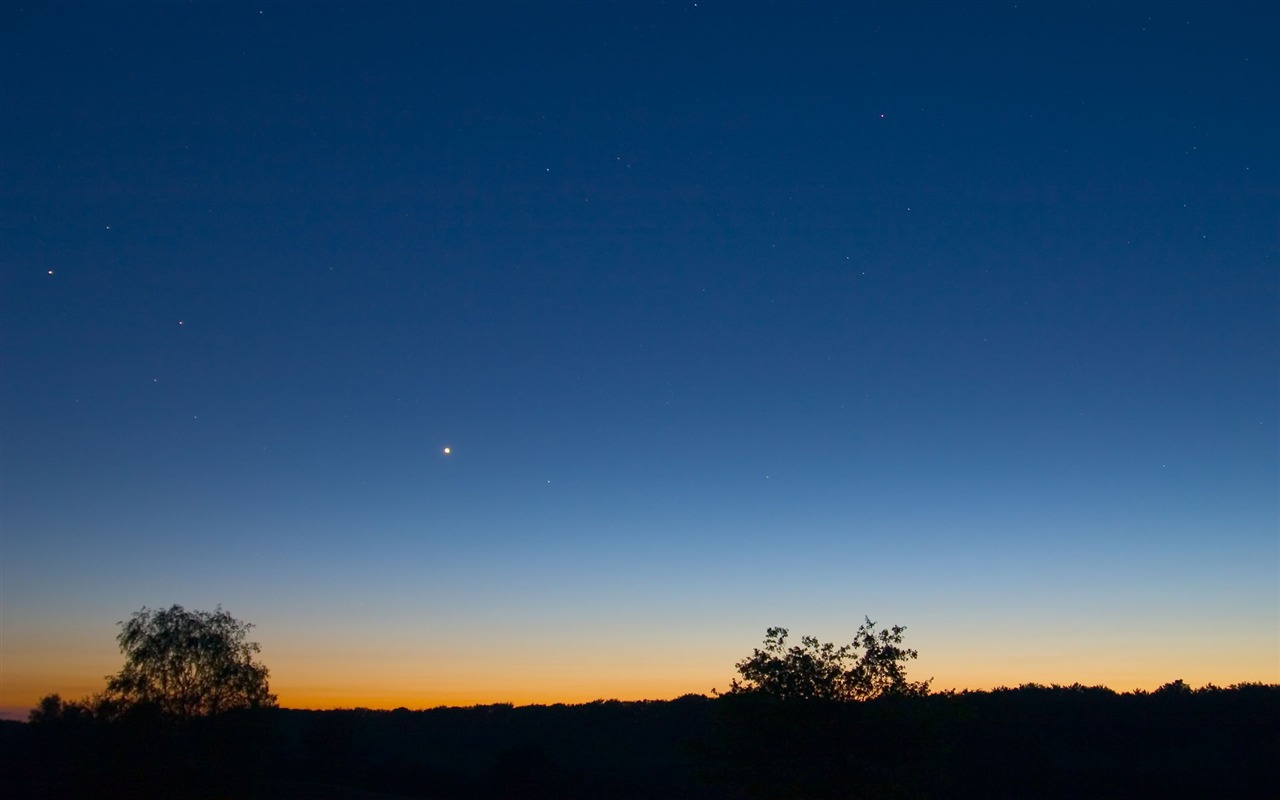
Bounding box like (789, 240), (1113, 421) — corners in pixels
(103, 604), (276, 717)
(724, 618), (930, 701)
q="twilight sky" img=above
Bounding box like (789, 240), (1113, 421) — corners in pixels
(1, 2), (1276, 717)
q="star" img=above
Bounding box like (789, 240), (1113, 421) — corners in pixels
(442, 446), (451, 455)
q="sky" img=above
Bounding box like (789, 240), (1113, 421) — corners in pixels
(1, 2), (1276, 718)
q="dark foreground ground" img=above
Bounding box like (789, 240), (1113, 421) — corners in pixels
(4, 683), (1276, 799)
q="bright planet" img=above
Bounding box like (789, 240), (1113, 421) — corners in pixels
(0, 1), (1274, 723)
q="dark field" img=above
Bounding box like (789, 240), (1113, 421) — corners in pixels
(5, 683), (1276, 799)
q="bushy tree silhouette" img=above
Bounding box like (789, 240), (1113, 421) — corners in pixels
(724, 617), (930, 700)
(103, 604), (276, 717)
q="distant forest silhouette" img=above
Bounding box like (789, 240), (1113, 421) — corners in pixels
(7, 606), (1277, 799)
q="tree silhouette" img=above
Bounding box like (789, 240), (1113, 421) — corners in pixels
(103, 604), (276, 717)
(724, 618), (930, 700)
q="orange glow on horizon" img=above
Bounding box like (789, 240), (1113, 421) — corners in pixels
(3, 621), (1275, 718)
(6, 663), (1278, 719)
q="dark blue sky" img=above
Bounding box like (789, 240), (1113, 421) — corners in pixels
(2, 2), (1276, 711)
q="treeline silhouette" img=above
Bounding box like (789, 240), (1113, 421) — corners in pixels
(5, 682), (1277, 799)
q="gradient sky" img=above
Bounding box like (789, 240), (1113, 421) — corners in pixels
(2, 2), (1276, 719)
